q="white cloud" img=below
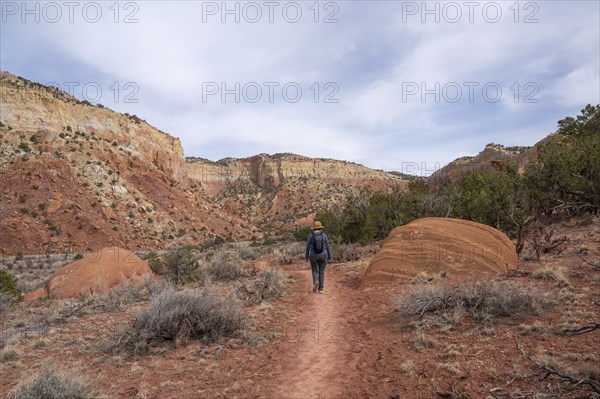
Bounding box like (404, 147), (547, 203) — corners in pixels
(1, 1), (598, 172)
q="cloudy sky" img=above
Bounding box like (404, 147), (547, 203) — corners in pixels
(1, 1), (599, 175)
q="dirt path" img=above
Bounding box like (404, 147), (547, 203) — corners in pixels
(268, 265), (356, 399)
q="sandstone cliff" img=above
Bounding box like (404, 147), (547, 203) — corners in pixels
(187, 154), (407, 233)
(0, 72), (251, 254)
(188, 153), (401, 190)
(0, 72), (408, 254)
(0, 72), (188, 185)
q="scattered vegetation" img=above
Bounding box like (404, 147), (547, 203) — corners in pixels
(395, 280), (554, 330)
(209, 251), (243, 281)
(107, 288), (246, 355)
(0, 269), (22, 308)
(18, 142), (31, 153)
(239, 268), (287, 303)
(303, 105), (599, 252)
(7, 365), (98, 399)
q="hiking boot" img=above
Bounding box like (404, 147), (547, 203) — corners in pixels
(318, 289), (324, 294)
(313, 282), (319, 293)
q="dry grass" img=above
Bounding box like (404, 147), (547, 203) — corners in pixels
(395, 280), (555, 330)
(410, 332), (439, 352)
(438, 361), (462, 376)
(400, 360), (420, 377)
(518, 321), (545, 336)
(532, 265), (571, 288)
(0, 343), (21, 362)
(7, 364), (98, 399)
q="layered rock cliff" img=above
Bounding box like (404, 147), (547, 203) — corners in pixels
(0, 72), (187, 185)
(187, 154), (403, 193)
(0, 72), (409, 254)
(0, 72), (250, 254)
(186, 154), (407, 232)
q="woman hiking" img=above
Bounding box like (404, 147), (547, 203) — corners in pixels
(305, 221), (332, 294)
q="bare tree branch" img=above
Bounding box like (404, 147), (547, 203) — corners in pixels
(564, 323), (600, 336)
(514, 336), (600, 394)
(577, 254), (600, 270)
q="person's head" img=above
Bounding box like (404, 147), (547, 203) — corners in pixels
(312, 221), (324, 231)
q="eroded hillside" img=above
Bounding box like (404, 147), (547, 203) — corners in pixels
(0, 72), (407, 254)
(0, 72), (251, 254)
(187, 154), (407, 233)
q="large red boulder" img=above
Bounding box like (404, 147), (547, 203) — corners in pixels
(24, 247), (153, 300)
(361, 218), (517, 287)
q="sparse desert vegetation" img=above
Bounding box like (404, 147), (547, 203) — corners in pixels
(0, 73), (599, 398)
(107, 287), (246, 355)
(7, 365), (98, 399)
(395, 279), (555, 329)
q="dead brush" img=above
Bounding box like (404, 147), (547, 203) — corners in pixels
(237, 268), (288, 303)
(395, 280), (555, 330)
(331, 243), (363, 263)
(274, 242), (304, 265)
(208, 250), (244, 280)
(7, 364), (98, 399)
(532, 265), (572, 288)
(252, 268), (287, 301)
(105, 287), (246, 355)
(528, 352), (600, 394)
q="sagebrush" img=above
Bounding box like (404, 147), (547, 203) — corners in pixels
(8, 365), (98, 399)
(107, 287), (246, 355)
(396, 280), (554, 329)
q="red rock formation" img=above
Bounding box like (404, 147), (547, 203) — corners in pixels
(24, 247), (153, 300)
(361, 217), (517, 287)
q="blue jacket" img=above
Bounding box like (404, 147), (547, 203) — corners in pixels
(305, 231), (332, 260)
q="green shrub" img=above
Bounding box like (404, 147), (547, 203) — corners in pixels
(108, 288), (245, 355)
(18, 142), (31, 153)
(0, 269), (22, 302)
(163, 248), (201, 284)
(73, 253), (84, 261)
(293, 226), (311, 242)
(7, 365), (98, 399)
(145, 252), (164, 274)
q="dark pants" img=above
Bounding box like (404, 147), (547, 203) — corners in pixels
(310, 253), (328, 290)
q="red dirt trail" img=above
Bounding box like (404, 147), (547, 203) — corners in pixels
(268, 265), (353, 399)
